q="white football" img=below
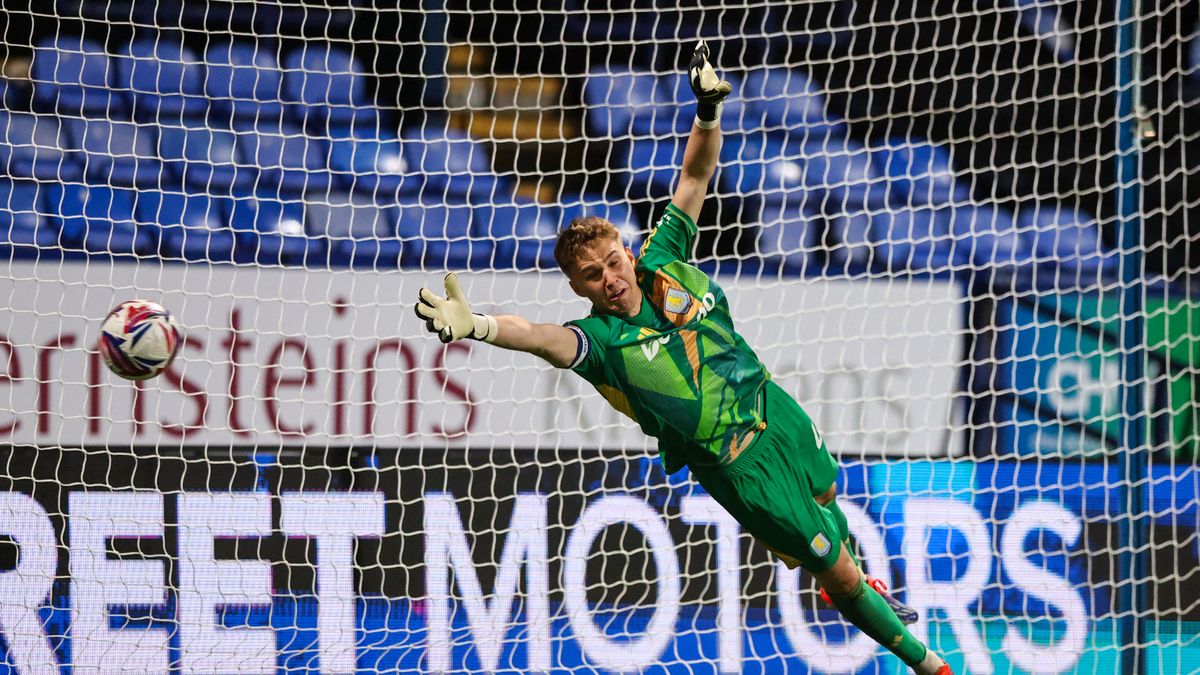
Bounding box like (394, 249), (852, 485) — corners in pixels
(98, 300), (182, 381)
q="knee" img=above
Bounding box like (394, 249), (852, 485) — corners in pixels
(814, 483), (837, 506)
(815, 548), (862, 597)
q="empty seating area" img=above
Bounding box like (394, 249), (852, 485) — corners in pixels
(584, 64), (1117, 282)
(0, 31), (1116, 283)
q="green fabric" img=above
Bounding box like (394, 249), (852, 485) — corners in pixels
(828, 578), (928, 667)
(689, 382), (844, 572)
(568, 203), (772, 472)
(825, 497), (851, 542)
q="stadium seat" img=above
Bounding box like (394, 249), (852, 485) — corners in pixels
(829, 207), (955, 272)
(158, 123), (255, 194)
(1018, 207), (1115, 280)
(0, 111), (84, 182)
(625, 137), (687, 197)
(49, 184), (156, 256)
(66, 118), (164, 189)
(399, 127), (502, 200)
(872, 139), (973, 206)
(233, 122), (333, 196)
(328, 130), (405, 198)
(754, 200), (822, 274)
(281, 45), (373, 134)
(652, 71), (745, 135)
(306, 191), (400, 267)
(226, 193), (322, 265)
(30, 35), (122, 116)
(945, 204), (1027, 270)
(395, 196), (490, 269)
(583, 68), (659, 138)
(113, 37), (208, 125)
(477, 198), (561, 269)
(204, 41), (285, 126)
(742, 66), (848, 141)
(0, 179), (57, 256)
(139, 189), (235, 262)
(559, 196), (641, 251)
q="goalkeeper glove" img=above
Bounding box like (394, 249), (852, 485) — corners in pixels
(414, 272), (499, 344)
(688, 40), (733, 129)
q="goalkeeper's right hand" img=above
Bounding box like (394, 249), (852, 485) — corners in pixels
(688, 40), (733, 128)
(414, 272), (498, 344)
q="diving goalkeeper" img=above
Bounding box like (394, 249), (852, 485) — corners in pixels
(414, 41), (952, 675)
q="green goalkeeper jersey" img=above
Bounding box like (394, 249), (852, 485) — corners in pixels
(566, 203), (770, 473)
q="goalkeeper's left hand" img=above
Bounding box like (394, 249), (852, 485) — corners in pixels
(414, 272), (498, 344)
(688, 40), (733, 128)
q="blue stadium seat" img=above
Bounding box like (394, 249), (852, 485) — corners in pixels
(30, 35), (122, 116)
(306, 191), (400, 267)
(66, 118), (164, 189)
(226, 193), (322, 265)
(138, 190), (235, 262)
(754, 200), (821, 274)
(0, 179), (57, 256)
(651, 72), (745, 135)
(559, 196), (641, 251)
(583, 68), (659, 137)
(328, 130), (405, 198)
(742, 67), (848, 142)
(233, 122), (332, 196)
(1018, 207), (1115, 279)
(113, 37), (208, 125)
(0, 112), (83, 182)
(158, 123), (255, 194)
(625, 137), (686, 197)
(204, 41), (285, 126)
(829, 207), (955, 272)
(477, 198), (561, 269)
(49, 184), (156, 256)
(281, 45), (373, 133)
(945, 204), (1027, 269)
(872, 139), (973, 206)
(399, 127), (502, 200)
(395, 196), (489, 269)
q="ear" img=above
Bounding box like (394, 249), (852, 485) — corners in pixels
(624, 246), (636, 263)
(567, 275), (583, 297)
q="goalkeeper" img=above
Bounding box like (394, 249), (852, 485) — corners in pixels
(415, 42), (952, 675)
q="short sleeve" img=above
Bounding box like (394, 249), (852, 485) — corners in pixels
(637, 203), (698, 273)
(564, 316), (611, 384)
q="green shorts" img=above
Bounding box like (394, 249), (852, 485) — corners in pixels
(689, 380), (842, 573)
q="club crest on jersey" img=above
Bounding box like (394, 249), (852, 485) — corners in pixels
(663, 288), (693, 315)
(810, 533), (831, 558)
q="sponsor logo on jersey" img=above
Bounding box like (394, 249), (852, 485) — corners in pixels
(640, 334), (671, 361)
(810, 533), (831, 558)
(663, 288), (693, 315)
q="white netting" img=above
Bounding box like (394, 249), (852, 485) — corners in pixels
(0, 1), (1196, 673)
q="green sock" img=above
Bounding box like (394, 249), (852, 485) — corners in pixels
(827, 577), (928, 668)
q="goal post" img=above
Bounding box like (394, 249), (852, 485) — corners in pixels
(0, 1), (1196, 673)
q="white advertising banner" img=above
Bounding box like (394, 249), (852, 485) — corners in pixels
(0, 260), (962, 457)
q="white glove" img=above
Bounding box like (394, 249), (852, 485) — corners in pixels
(689, 40), (733, 128)
(414, 272), (498, 344)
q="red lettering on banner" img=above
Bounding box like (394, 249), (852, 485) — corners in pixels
(363, 339), (418, 437)
(432, 343), (475, 438)
(161, 336), (209, 438)
(87, 349), (103, 434)
(333, 340), (348, 436)
(263, 338), (315, 436)
(36, 333), (77, 434)
(222, 308), (253, 436)
(0, 336), (21, 434)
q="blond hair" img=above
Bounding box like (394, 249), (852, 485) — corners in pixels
(553, 216), (622, 273)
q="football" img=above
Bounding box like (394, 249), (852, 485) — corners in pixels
(98, 300), (182, 381)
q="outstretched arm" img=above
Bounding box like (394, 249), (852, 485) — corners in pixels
(414, 273), (580, 368)
(671, 41), (732, 224)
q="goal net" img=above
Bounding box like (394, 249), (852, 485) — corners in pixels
(0, 0), (1196, 673)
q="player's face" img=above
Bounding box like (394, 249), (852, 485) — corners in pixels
(566, 239), (642, 317)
